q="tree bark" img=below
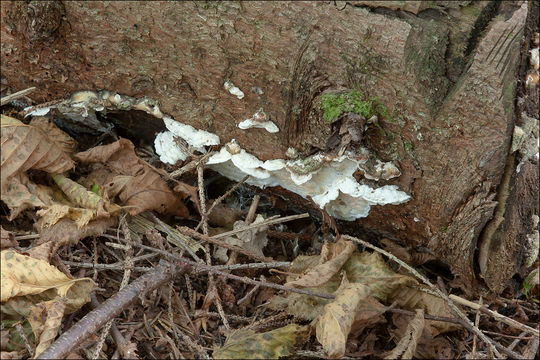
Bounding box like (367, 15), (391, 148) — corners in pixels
(1, 1), (537, 295)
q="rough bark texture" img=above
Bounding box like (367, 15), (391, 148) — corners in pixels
(1, 1), (537, 294)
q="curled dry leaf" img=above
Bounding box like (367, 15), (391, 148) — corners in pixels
(217, 214), (269, 262)
(213, 324), (310, 359)
(286, 237), (355, 288)
(28, 299), (66, 358)
(385, 309), (425, 359)
(74, 138), (189, 217)
(316, 276), (371, 359)
(0, 115), (75, 193)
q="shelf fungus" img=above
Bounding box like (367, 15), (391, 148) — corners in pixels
(205, 140), (410, 220)
(238, 109), (279, 133)
(223, 80), (245, 99)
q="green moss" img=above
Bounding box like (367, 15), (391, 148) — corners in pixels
(320, 90), (392, 123)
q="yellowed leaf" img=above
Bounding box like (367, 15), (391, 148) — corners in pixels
(52, 174), (109, 215)
(28, 299), (66, 358)
(37, 204), (97, 229)
(316, 278), (371, 359)
(0, 115), (74, 194)
(385, 309), (425, 359)
(213, 324), (310, 359)
(286, 238), (355, 288)
(0, 250), (94, 307)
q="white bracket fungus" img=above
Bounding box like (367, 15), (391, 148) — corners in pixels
(223, 80), (245, 99)
(238, 109), (279, 133)
(207, 140), (410, 220)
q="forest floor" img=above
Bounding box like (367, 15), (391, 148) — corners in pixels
(1, 84), (538, 359)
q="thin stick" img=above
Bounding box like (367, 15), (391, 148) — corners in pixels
(471, 296), (483, 359)
(36, 260), (191, 360)
(194, 174), (249, 232)
(1, 87), (36, 106)
(342, 235), (504, 359)
(210, 213), (310, 239)
(449, 294), (539, 337)
(169, 151), (216, 179)
(90, 293), (139, 359)
(128, 242), (333, 300)
(227, 195), (260, 265)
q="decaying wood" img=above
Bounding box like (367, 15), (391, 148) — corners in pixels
(1, 1), (537, 294)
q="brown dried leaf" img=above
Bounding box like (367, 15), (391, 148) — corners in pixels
(0, 115), (74, 194)
(286, 238), (355, 288)
(29, 217), (116, 262)
(385, 309), (425, 359)
(388, 286), (458, 335)
(29, 117), (76, 156)
(74, 139), (189, 217)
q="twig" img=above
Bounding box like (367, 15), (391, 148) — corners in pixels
(169, 151), (216, 179)
(35, 260), (191, 360)
(167, 282), (210, 359)
(342, 235), (505, 359)
(1, 87), (36, 106)
(237, 275), (264, 305)
(92, 215), (134, 359)
(14, 322), (34, 356)
(210, 213), (310, 239)
(127, 242), (333, 300)
(197, 164), (230, 331)
(195, 311), (252, 323)
(177, 226), (274, 262)
(449, 294), (539, 337)
(245, 195), (260, 225)
(90, 293), (139, 359)
(227, 194), (260, 265)
(471, 296), (483, 359)
(194, 174), (249, 232)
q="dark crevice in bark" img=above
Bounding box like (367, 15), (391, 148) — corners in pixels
(463, 0), (501, 59)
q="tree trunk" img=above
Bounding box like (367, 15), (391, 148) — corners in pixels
(1, 1), (537, 295)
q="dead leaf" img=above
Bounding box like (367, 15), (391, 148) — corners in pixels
(213, 324), (310, 359)
(388, 286), (458, 335)
(385, 309), (425, 359)
(1, 250), (94, 308)
(29, 117), (77, 156)
(286, 238), (355, 288)
(1, 227), (18, 249)
(0, 115), (74, 194)
(29, 217), (116, 261)
(219, 214), (269, 262)
(28, 299), (66, 358)
(74, 139), (189, 217)
(316, 277), (371, 358)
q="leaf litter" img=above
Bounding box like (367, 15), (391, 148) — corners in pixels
(0, 90), (538, 359)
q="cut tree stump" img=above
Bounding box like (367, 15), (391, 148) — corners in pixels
(1, 0), (538, 295)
